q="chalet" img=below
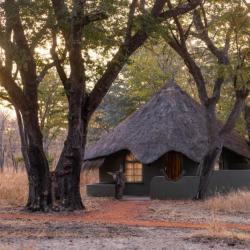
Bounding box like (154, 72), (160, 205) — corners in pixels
(83, 81), (250, 199)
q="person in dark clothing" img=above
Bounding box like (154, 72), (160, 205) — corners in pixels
(114, 170), (126, 199)
(108, 168), (126, 199)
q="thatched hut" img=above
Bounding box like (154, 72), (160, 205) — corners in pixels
(83, 81), (250, 198)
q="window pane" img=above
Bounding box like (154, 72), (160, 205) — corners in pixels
(125, 154), (143, 183)
(134, 169), (141, 175)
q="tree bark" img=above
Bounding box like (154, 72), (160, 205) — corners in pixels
(0, 115), (5, 172)
(195, 142), (222, 200)
(54, 111), (88, 211)
(195, 92), (247, 200)
(15, 107), (34, 206)
(244, 104), (250, 143)
(21, 112), (51, 211)
(194, 103), (222, 199)
(49, 0), (203, 211)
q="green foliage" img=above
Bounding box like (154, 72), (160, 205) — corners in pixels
(88, 42), (199, 143)
(38, 71), (68, 146)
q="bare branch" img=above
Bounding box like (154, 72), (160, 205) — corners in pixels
(0, 66), (27, 111)
(0, 30), (20, 66)
(124, 0), (137, 45)
(184, 21), (193, 41)
(159, 0), (202, 19)
(223, 28), (232, 55)
(220, 88), (249, 136)
(193, 9), (228, 64)
(51, 0), (71, 46)
(83, 11), (108, 25)
(50, 30), (69, 94)
(5, 0), (36, 81)
(166, 0), (186, 47)
(36, 61), (55, 85)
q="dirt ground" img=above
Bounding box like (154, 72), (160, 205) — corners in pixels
(0, 197), (250, 250)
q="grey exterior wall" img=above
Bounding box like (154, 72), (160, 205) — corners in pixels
(95, 150), (199, 196)
(150, 170), (250, 199)
(207, 170), (250, 194)
(150, 176), (199, 199)
(87, 149), (250, 198)
(86, 183), (115, 197)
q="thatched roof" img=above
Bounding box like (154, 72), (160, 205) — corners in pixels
(84, 81), (250, 164)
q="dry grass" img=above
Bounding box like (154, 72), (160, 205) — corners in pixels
(0, 169), (28, 206)
(204, 190), (250, 214)
(0, 168), (99, 207)
(191, 217), (250, 244)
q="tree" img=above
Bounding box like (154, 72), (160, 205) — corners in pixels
(51, 0), (202, 210)
(0, 0), (54, 211)
(0, 0), (201, 211)
(160, 0), (250, 199)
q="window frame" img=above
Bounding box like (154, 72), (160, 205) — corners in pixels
(124, 153), (143, 183)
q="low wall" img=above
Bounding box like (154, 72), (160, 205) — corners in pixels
(86, 183), (115, 197)
(150, 176), (199, 199)
(87, 170), (250, 199)
(207, 170), (250, 194)
(150, 170), (250, 200)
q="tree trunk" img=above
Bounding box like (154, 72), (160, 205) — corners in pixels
(0, 115), (5, 172)
(195, 93), (247, 200)
(194, 103), (223, 200)
(54, 118), (88, 211)
(244, 104), (250, 143)
(194, 142), (222, 199)
(15, 107), (35, 207)
(21, 112), (51, 211)
(15, 108), (30, 171)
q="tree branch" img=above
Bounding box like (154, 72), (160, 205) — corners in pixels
(83, 11), (108, 25)
(87, 0), (201, 116)
(159, 0), (202, 19)
(36, 61), (56, 85)
(161, 1), (208, 104)
(6, 0), (36, 82)
(51, 0), (71, 46)
(0, 29), (20, 66)
(193, 7), (231, 104)
(193, 9), (228, 64)
(220, 88), (249, 136)
(50, 30), (69, 95)
(124, 0), (137, 45)
(0, 66), (28, 111)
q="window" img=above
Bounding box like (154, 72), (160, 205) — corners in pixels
(163, 151), (183, 181)
(124, 153), (143, 183)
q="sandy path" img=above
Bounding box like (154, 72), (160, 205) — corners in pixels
(0, 200), (250, 232)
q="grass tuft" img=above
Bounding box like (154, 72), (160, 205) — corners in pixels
(0, 168), (99, 206)
(0, 169), (28, 206)
(204, 190), (250, 214)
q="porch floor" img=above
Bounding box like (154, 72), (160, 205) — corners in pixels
(122, 195), (150, 201)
